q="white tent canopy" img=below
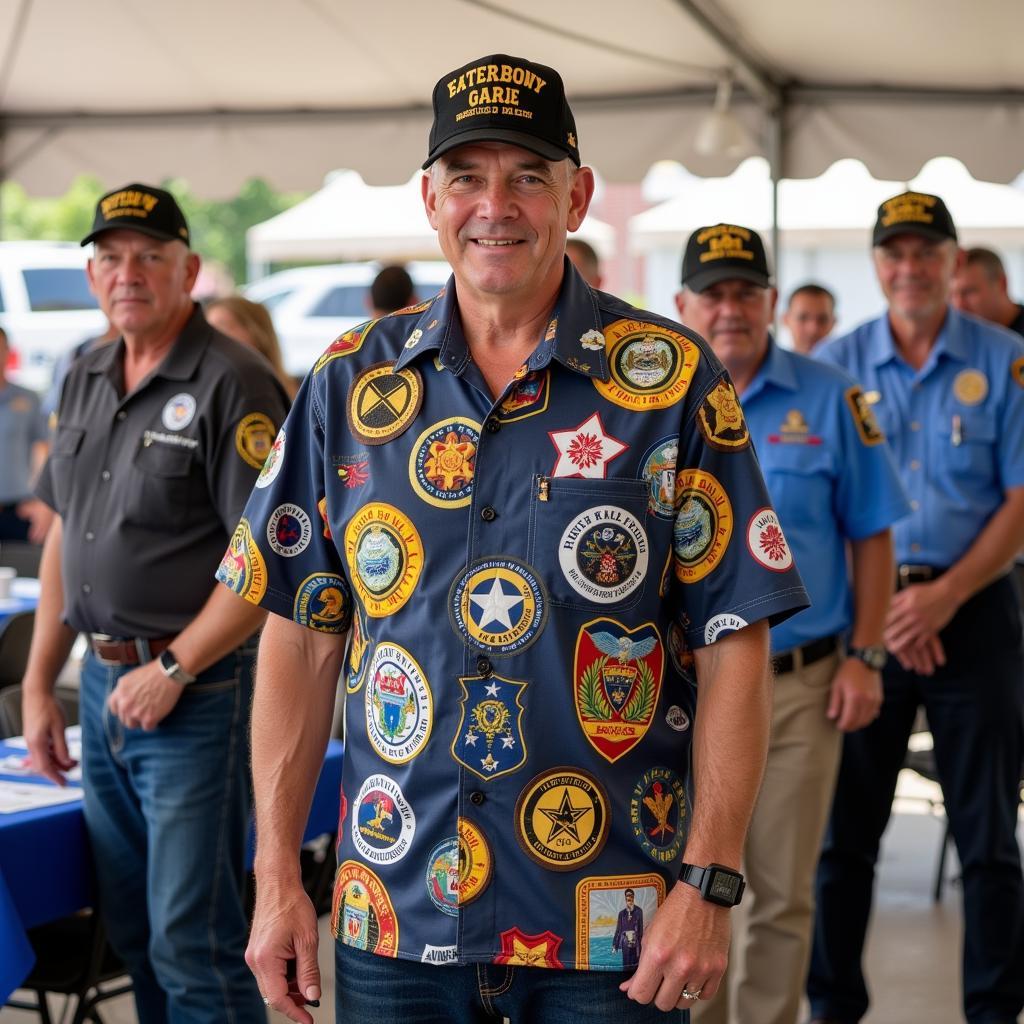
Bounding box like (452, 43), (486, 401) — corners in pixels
(3, 0), (1024, 197)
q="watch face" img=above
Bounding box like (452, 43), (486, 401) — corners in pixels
(708, 870), (741, 904)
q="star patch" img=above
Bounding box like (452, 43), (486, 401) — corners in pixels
(451, 674), (528, 780)
(449, 558), (547, 656)
(548, 412), (627, 478)
(494, 928), (564, 969)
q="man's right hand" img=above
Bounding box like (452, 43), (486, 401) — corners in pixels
(22, 689), (76, 785)
(245, 881), (321, 1023)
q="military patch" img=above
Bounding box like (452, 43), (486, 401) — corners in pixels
(458, 817), (493, 906)
(161, 392), (196, 431)
(404, 328), (423, 350)
(673, 470), (733, 584)
(580, 329), (605, 351)
(293, 573), (350, 633)
(449, 558), (547, 656)
(331, 860), (399, 955)
(235, 412), (276, 469)
(640, 437), (678, 519)
(352, 774), (416, 865)
(332, 453), (369, 489)
(548, 412), (627, 478)
(558, 506), (649, 604)
(255, 429), (285, 488)
(704, 612), (749, 644)
(593, 319), (700, 411)
(575, 874), (666, 971)
(344, 503), (423, 617)
(421, 944), (458, 965)
(267, 503), (312, 558)
(451, 673), (528, 780)
(314, 324), (370, 375)
(347, 361), (423, 445)
(409, 418), (480, 507)
(666, 620), (694, 678)
(844, 386), (884, 446)
(631, 768), (687, 865)
(345, 603), (373, 693)
(424, 837), (460, 916)
(216, 519), (267, 605)
(697, 378), (750, 451)
(515, 767), (610, 871)
(953, 368), (988, 406)
(317, 496), (332, 539)
(365, 642), (432, 764)
(1012, 356), (1024, 389)
(497, 368), (549, 421)
(574, 618), (663, 762)
(494, 928), (564, 968)
(665, 705), (691, 731)
(767, 409), (823, 445)
(747, 508), (793, 572)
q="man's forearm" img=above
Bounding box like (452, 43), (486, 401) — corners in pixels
(849, 530), (894, 647)
(169, 583), (269, 677)
(22, 517), (76, 693)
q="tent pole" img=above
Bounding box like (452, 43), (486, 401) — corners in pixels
(767, 102), (783, 332)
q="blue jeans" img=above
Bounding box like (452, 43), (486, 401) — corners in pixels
(80, 644), (265, 1024)
(336, 941), (687, 1023)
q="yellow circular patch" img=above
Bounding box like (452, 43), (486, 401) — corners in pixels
(1012, 356), (1024, 390)
(216, 518), (267, 605)
(953, 368), (988, 406)
(673, 469), (733, 584)
(235, 412), (276, 469)
(594, 319), (700, 411)
(457, 818), (493, 905)
(515, 767), (610, 871)
(344, 503), (423, 617)
(348, 362), (424, 445)
(408, 417), (481, 508)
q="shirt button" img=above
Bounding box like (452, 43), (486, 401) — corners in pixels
(910, 500), (919, 511)
(485, 417), (501, 434)
(469, 791), (486, 806)
(101, 470), (111, 481)
(480, 505), (497, 522)
(81, 583), (92, 595)
(476, 656), (492, 676)
(85, 531), (95, 541)
(116, 411), (127, 422)
(909, 460), (921, 471)
(910, 421), (921, 431)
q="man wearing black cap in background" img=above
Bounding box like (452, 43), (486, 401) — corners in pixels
(241, 53), (810, 1024)
(21, 183), (289, 1023)
(807, 192), (1024, 1024)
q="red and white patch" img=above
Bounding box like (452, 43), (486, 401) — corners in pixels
(746, 508), (792, 572)
(548, 412), (627, 479)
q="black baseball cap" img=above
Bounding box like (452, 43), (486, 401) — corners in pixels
(423, 54), (580, 169)
(680, 224), (772, 293)
(872, 191), (957, 247)
(81, 183), (191, 247)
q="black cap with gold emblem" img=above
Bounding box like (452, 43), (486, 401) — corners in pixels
(81, 183), (191, 247)
(872, 191), (957, 247)
(680, 224), (772, 293)
(423, 54), (580, 169)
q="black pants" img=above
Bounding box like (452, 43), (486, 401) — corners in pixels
(0, 503), (30, 541)
(808, 573), (1024, 1024)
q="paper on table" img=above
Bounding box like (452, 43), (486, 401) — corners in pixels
(3, 725), (82, 782)
(0, 780), (83, 813)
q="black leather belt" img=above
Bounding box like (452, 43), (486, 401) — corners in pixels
(90, 634), (174, 666)
(896, 564), (947, 589)
(772, 634), (841, 676)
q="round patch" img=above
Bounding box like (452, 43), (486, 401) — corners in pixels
(235, 412), (276, 469)
(631, 767), (687, 864)
(704, 612), (748, 645)
(267, 503), (312, 558)
(515, 767), (610, 871)
(640, 437), (678, 518)
(665, 705), (691, 731)
(594, 319), (700, 411)
(409, 417), (481, 508)
(424, 837), (460, 916)
(348, 362), (423, 446)
(345, 604), (373, 694)
(216, 519), (267, 605)
(344, 503), (423, 617)
(293, 573), (350, 633)
(746, 508), (793, 572)
(352, 774), (416, 865)
(457, 817), (493, 906)
(558, 506), (649, 604)
(673, 470), (733, 584)
(667, 620), (694, 678)
(255, 429), (285, 489)
(365, 642), (432, 764)
(953, 368), (988, 406)
(331, 860), (399, 956)
(1012, 356), (1024, 389)
(161, 392), (196, 431)
(449, 558), (548, 657)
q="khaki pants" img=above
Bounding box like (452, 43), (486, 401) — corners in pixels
(694, 651), (842, 1024)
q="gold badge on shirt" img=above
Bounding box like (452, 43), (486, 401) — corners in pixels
(697, 378), (750, 452)
(953, 368), (988, 406)
(844, 386), (884, 446)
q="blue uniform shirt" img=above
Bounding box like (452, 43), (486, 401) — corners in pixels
(0, 382), (46, 504)
(223, 262), (808, 971)
(741, 341), (909, 654)
(816, 308), (1024, 567)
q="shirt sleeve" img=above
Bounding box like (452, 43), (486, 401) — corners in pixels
(999, 344), (1024, 489)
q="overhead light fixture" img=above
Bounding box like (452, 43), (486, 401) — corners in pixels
(694, 74), (749, 158)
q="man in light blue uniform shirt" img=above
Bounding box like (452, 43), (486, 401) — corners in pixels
(808, 192), (1024, 1024)
(675, 225), (909, 1024)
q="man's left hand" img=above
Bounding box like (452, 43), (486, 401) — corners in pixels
(619, 881), (729, 1011)
(883, 581), (958, 652)
(826, 657), (882, 732)
(107, 661), (185, 730)
(15, 499), (54, 545)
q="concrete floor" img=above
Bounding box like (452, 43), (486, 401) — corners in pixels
(2, 769), (1013, 1024)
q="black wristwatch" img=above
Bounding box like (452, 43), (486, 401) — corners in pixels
(158, 648), (197, 686)
(848, 645), (888, 670)
(679, 862), (745, 907)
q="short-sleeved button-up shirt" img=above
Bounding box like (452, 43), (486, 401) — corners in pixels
(36, 306), (290, 637)
(0, 381), (46, 504)
(816, 308), (1024, 567)
(225, 263), (808, 971)
(742, 340), (910, 654)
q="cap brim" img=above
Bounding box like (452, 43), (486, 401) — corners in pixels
(682, 265), (771, 293)
(81, 224), (188, 247)
(423, 128), (576, 169)
(872, 223), (956, 247)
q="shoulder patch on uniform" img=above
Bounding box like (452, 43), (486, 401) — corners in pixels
(255, 429), (285, 488)
(216, 518), (267, 604)
(314, 323), (372, 375)
(746, 508), (793, 572)
(844, 386), (884, 446)
(673, 470), (733, 583)
(697, 378), (750, 451)
(332, 860), (399, 955)
(235, 412), (276, 469)
(293, 573), (350, 632)
(1012, 356), (1024, 389)
(347, 361), (424, 445)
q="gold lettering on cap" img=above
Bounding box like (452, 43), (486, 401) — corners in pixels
(100, 189), (159, 221)
(696, 225), (754, 264)
(447, 63), (547, 101)
(881, 192), (936, 228)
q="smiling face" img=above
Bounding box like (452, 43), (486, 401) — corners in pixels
(873, 234), (960, 323)
(783, 291), (835, 354)
(422, 142), (594, 309)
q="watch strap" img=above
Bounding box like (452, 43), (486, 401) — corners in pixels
(678, 861), (745, 907)
(159, 647), (197, 686)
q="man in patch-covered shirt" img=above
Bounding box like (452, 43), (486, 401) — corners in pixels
(236, 54), (808, 1024)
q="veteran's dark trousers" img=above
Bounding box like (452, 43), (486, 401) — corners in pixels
(808, 573), (1024, 1024)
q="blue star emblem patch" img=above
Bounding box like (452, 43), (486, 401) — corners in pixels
(451, 674), (528, 781)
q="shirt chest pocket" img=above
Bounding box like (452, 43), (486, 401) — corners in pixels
(49, 425), (85, 515)
(125, 441), (194, 526)
(936, 411), (997, 481)
(527, 475), (652, 611)
(759, 444), (835, 530)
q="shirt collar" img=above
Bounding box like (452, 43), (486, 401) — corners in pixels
(744, 336), (797, 399)
(867, 305), (967, 367)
